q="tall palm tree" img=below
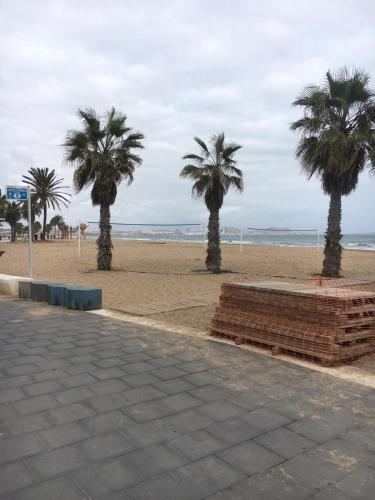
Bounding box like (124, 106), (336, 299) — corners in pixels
(49, 215), (65, 238)
(291, 68), (375, 277)
(4, 202), (22, 242)
(181, 133), (243, 272)
(20, 195), (42, 233)
(63, 107), (144, 270)
(22, 168), (70, 240)
(0, 190), (7, 219)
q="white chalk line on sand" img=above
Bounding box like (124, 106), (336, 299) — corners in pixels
(90, 308), (375, 390)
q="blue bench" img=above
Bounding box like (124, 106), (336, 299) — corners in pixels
(30, 281), (50, 302)
(19, 280), (33, 299)
(65, 286), (102, 311)
(48, 284), (68, 306)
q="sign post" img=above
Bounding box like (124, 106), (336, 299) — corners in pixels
(6, 185), (33, 278)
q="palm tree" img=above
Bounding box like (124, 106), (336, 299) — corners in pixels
(291, 68), (375, 277)
(22, 168), (70, 240)
(49, 215), (65, 238)
(0, 190), (7, 219)
(63, 107), (144, 270)
(4, 202), (22, 242)
(180, 133), (243, 272)
(20, 195), (42, 229)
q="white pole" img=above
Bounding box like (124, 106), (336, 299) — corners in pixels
(27, 186), (32, 278)
(240, 227), (243, 253)
(78, 222), (81, 257)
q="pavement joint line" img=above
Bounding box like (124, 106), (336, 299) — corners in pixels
(90, 307), (375, 389)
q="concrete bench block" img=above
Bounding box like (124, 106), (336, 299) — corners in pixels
(31, 281), (50, 302)
(0, 274), (32, 296)
(48, 284), (67, 306)
(65, 286), (102, 311)
(19, 280), (33, 299)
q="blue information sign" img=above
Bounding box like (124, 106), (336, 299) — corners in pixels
(6, 185), (28, 201)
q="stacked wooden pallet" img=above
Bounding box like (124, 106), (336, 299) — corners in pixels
(210, 281), (375, 365)
(309, 278), (375, 293)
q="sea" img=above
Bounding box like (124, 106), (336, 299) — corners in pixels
(85, 230), (375, 251)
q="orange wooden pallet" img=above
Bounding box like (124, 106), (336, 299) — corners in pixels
(210, 281), (375, 366)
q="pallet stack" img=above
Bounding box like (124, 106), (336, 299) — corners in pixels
(210, 282), (375, 365)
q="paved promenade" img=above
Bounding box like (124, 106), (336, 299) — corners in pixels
(0, 296), (374, 499)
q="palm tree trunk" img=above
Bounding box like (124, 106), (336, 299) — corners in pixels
(10, 224), (16, 243)
(322, 190), (342, 278)
(206, 207), (221, 272)
(42, 203), (47, 240)
(97, 204), (113, 271)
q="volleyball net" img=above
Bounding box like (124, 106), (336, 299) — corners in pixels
(82, 222), (205, 243)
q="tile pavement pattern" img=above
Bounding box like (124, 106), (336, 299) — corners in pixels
(0, 296), (374, 499)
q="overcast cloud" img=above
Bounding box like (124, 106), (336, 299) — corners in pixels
(0, 0), (374, 232)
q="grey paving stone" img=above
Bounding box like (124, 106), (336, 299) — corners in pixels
(5, 364), (41, 376)
(240, 407), (293, 432)
(9, 476), (89, 500)
(48, 402), (96, 424)
(33, 369), (69, 382)
(123, 472), (201, 500)
(183, 371), (222, 387)
(123, 398), (174, 423)
(178, 360), (209, 373)
(174, 455), (246, 498)
(94, 357), (124, 369)
(82, 409), (133, 435)
(272, 454), (347, 491)
(123, 372), (161, 387)
(23, 380), (63, 397)
(327, 468), (375, 499)
(121, 386), (166, 406)
(340, 424), (375, 454)
(3, 412), (51, 436)
(0, 387), (25, 404)
(189, 384), (238, 403)
(60, 373), (97, 388)
(150, 366), (188, 380)
(123, 443), (189, 478)
(287, 414), (355, 444)
(229, 391), (275, 411)
(13, 394), (58, 415)
(27, 444), (90, 479)
(73, 459), (141, 496)
(163, 392), (203, 412)
(218, 440), (285, 475)
(89, 378), (128, 395)
(254, 427), (317, 458)
(0, 433), (46, 464)
(168, 429), (227, 460)
(63, 362), (98, 375)
(39, 421), (90, 448)
(206, 472), (311, 500)
(79, 431), (139, 460)
(207, 417), (263, 445)
(91, 367), (125, 380)
(163, 408), (214, 433)
(122, 361), (154, 374)
(0, 461), (36, 496)
(55, 386), (96, 405)
(0, 375), (32, 389)
(153, 378), (194, 395)
(198, 400), (245, 421)
(148, 357), (178, 368)
(0, 402), (19, 420)
(307, 438), (375, 474)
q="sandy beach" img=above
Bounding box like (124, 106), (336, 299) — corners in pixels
(1, 239), (375, 332)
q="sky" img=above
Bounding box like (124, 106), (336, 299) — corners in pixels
(0, 0), (374, 233)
